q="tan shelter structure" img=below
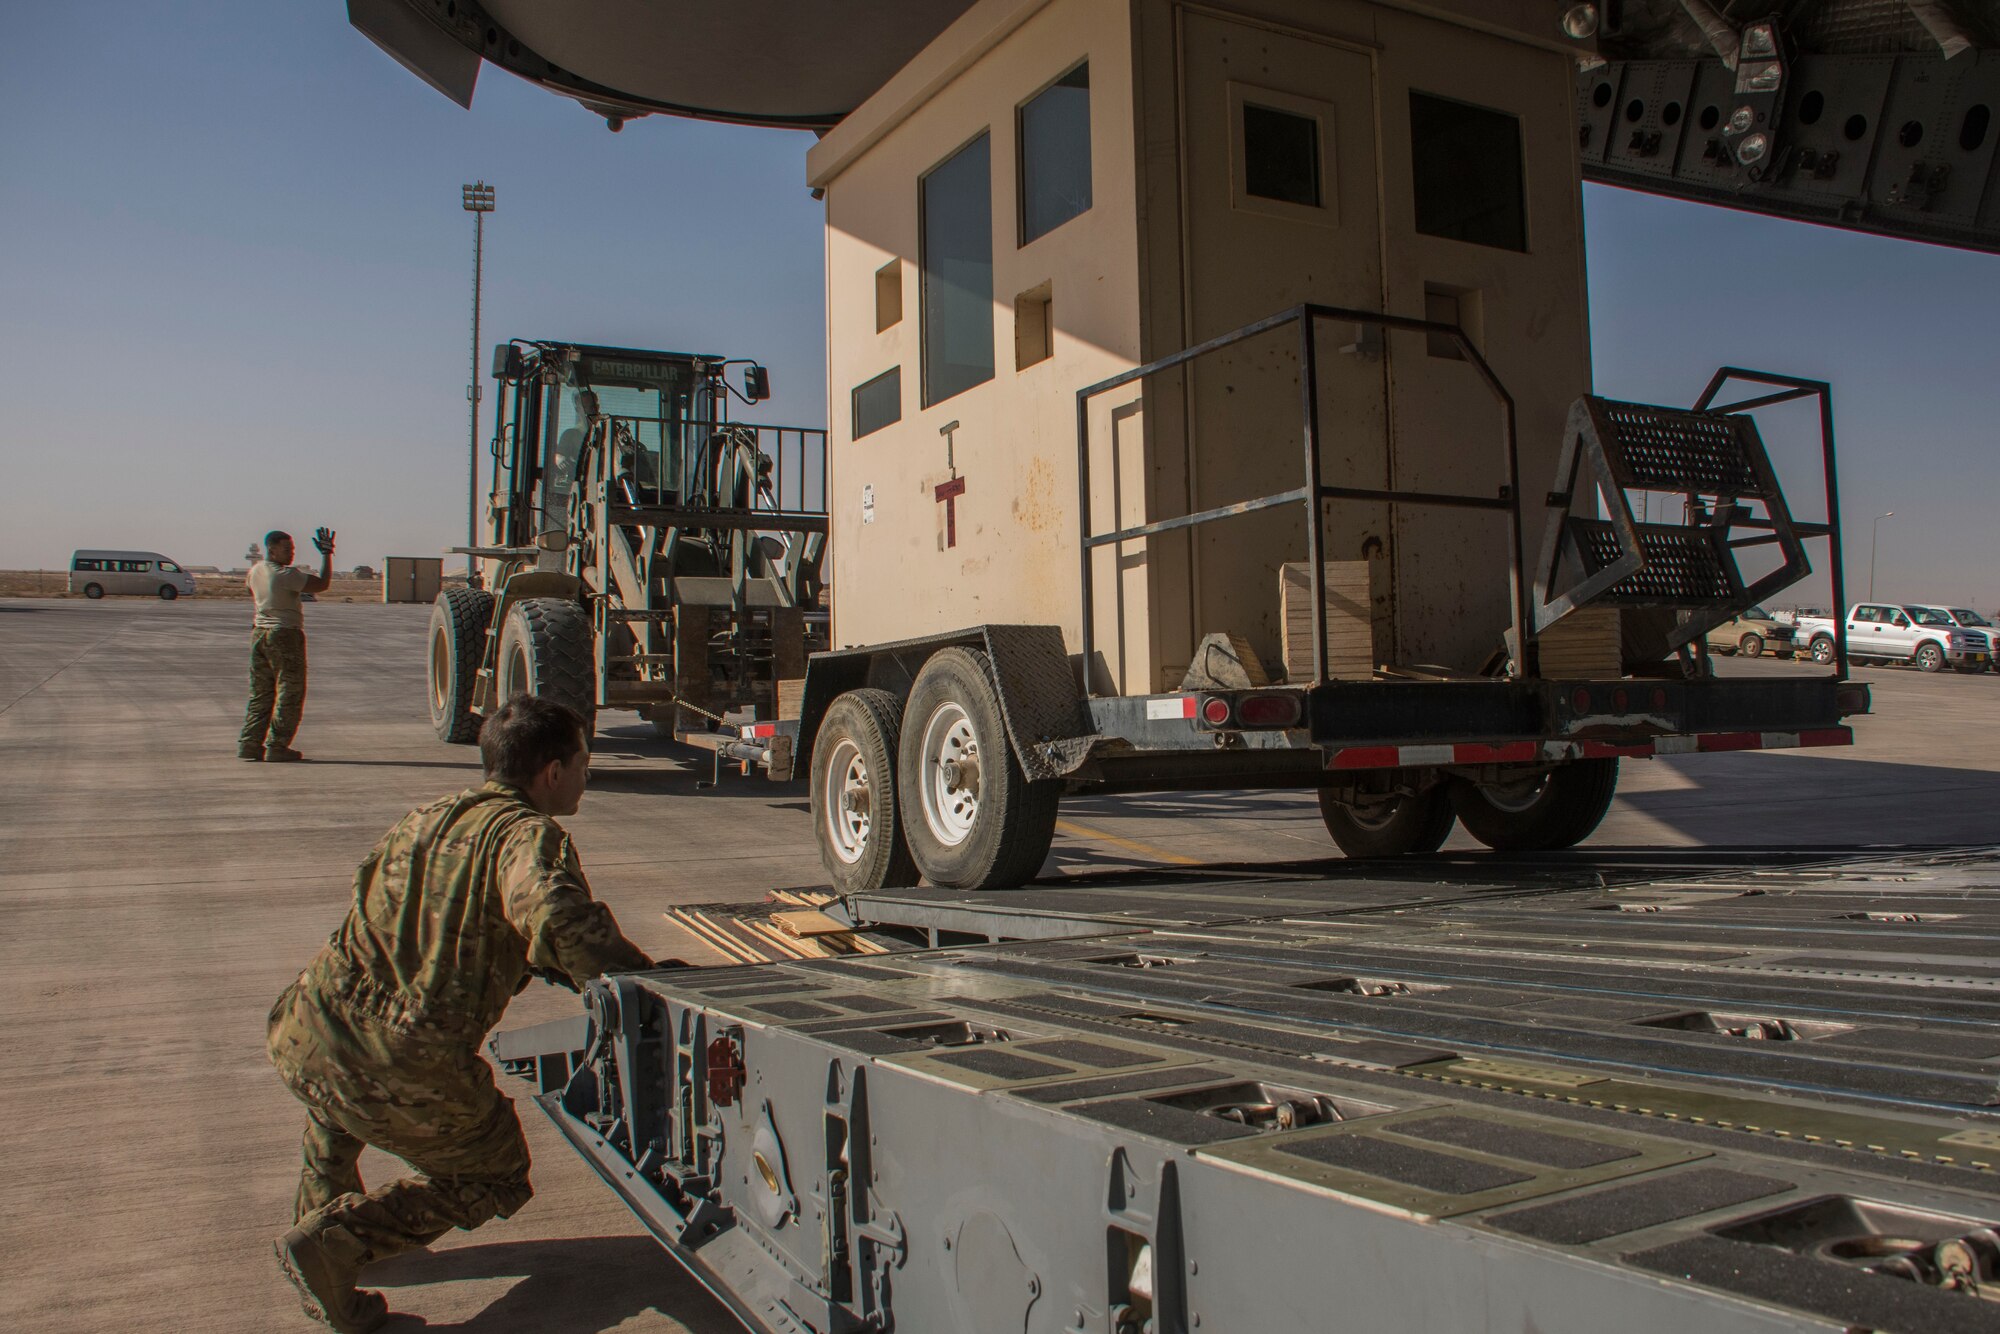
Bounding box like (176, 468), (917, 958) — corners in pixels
(811, 0), (1590, 694)
(382, 556), (443, 604)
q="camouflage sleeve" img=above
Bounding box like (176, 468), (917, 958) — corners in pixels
(497, 818), (652, 983)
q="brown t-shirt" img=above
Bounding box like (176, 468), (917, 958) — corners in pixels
(247, 561), (309, 629)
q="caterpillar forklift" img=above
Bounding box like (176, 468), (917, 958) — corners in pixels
(425, 340), (829, 759)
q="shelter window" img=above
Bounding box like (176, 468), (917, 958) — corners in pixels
(1243, 103), (1321, 207)
(852, 367), (902, 439)
(1410, 92), (1527, 252)
(921, 133), (996, 407)
(1019, 62), (1092, 244)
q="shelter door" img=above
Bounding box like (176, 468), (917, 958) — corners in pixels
(1178, 11), (1389, 680)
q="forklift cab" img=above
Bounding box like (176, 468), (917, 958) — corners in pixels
(487, 341), (732, 557)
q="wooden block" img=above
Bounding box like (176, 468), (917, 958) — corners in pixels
(1181, 632), (1272, 690)
(773, 909), (852, 938)
(1279, 560), (1391, 683)
(1536, 606), (1623, 678)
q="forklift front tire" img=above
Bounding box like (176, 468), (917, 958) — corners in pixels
(495, 596), (597, 739)
(1318, 781), (1456, 858)
(428, 587), (494, 743)
(1450, 759), (1619, 852)
(812, 689), (919, 893)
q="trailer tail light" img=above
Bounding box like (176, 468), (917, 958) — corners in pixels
(1571, 687), (1592, 712)
(1235, 693), (1303, 728)
(1612, 687), (1629, 712)
(1200, 696), (1234, 727)
(1651, 687), (1669, 711)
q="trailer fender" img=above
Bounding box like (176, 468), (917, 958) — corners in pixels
(795, 625), (1093, 783)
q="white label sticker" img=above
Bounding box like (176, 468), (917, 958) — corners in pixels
(861, 483), (875, 524)
(1145, 697), (1188, 720)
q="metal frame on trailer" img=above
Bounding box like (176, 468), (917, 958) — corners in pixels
(1074, 302), (1536, 683)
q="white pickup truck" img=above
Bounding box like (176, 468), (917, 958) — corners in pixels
(1796, 602), (1992, 673)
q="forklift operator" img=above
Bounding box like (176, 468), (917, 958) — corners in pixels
(267, 695), (658, 1333)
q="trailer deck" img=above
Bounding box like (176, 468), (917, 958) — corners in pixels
(500, 846), (2000, 1333)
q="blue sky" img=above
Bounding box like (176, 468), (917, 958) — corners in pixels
(4, 1), (1996, 609)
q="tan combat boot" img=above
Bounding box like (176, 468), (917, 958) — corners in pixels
(265, 745), (305, 762)
(274, 1225), (388, 1334)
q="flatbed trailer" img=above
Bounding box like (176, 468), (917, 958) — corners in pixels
(497, 845), (2000, 1334)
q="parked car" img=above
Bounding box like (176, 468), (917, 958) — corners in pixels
(1795, 603), (1990, 673)
(67, 550), (197, 600)
(1920, 606), (1997, 673)
(1704, 606), (1795, 658)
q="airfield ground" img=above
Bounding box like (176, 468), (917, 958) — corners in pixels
(3, 597), (1996, 1332)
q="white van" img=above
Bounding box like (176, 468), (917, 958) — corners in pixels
(68, 550), (197, 600)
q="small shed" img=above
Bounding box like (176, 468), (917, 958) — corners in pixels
(382, 557), (443, 604)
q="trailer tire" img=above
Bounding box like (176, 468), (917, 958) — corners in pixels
(428, 586), (495, 743)
(1317, 782), (1456, 858)
(897, 648), (1059, 890)
(495, 596), (597, 739)
(1451, 759), (1619, 852)
(812, 689), (919, 892)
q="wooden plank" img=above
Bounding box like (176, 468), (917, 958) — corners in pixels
(668, 909), (763, 965)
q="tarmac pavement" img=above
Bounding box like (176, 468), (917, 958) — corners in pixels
(2, 597), (1995, 1333)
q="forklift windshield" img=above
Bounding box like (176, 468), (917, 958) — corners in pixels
(546, 354), (708, 520)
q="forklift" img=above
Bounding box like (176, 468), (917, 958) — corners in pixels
(426, 340), (828, 760)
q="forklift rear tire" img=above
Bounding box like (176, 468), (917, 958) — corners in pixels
(812, 689), (919, 893)
(1450, 759), (1619, 852)
(1317, 782), (1456, 858)
(897, 648), (1060, 890)
(428, 586), (494, 744)
(495, 597), (597, 739)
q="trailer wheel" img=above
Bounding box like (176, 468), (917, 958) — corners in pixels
(1451, 759), (1619, 852)
(1317, 783), (1456, 858)
(1809, 635), (1835, 664)
(812, 689), (919, 892)
(427, 587), (495, 743)
(495, 596), (597, 738)
(897, 648), (1059, 890)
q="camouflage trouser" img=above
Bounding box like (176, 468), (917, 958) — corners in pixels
(267, 984), (533, 1264)
(239, 627), (308, 751)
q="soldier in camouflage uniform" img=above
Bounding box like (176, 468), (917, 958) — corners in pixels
(239, 528), (335, 761)
(267, 695), (654, 1333)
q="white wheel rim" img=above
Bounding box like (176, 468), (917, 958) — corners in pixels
(1479, 774), (1550, 814)
(919, 702), (981, 847)
(823, 739), (872, 865)
(1341, 794), (1407, 832)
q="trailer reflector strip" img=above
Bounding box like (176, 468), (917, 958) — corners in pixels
(1146, 696), (1198, 720)
(742, 723), (779, 738)
(1327, 729), (1851, 770)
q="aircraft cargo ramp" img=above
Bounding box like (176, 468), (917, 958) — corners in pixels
(499, 846), (2000, 1334)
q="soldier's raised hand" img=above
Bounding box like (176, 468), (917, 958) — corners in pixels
(313, 527), (336, 556)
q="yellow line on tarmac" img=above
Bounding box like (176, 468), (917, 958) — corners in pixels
(1054, 818), (1201, 866)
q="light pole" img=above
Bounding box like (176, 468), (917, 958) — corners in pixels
(1868, 511), (1894, 601)
(461, 181), (495, 584)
